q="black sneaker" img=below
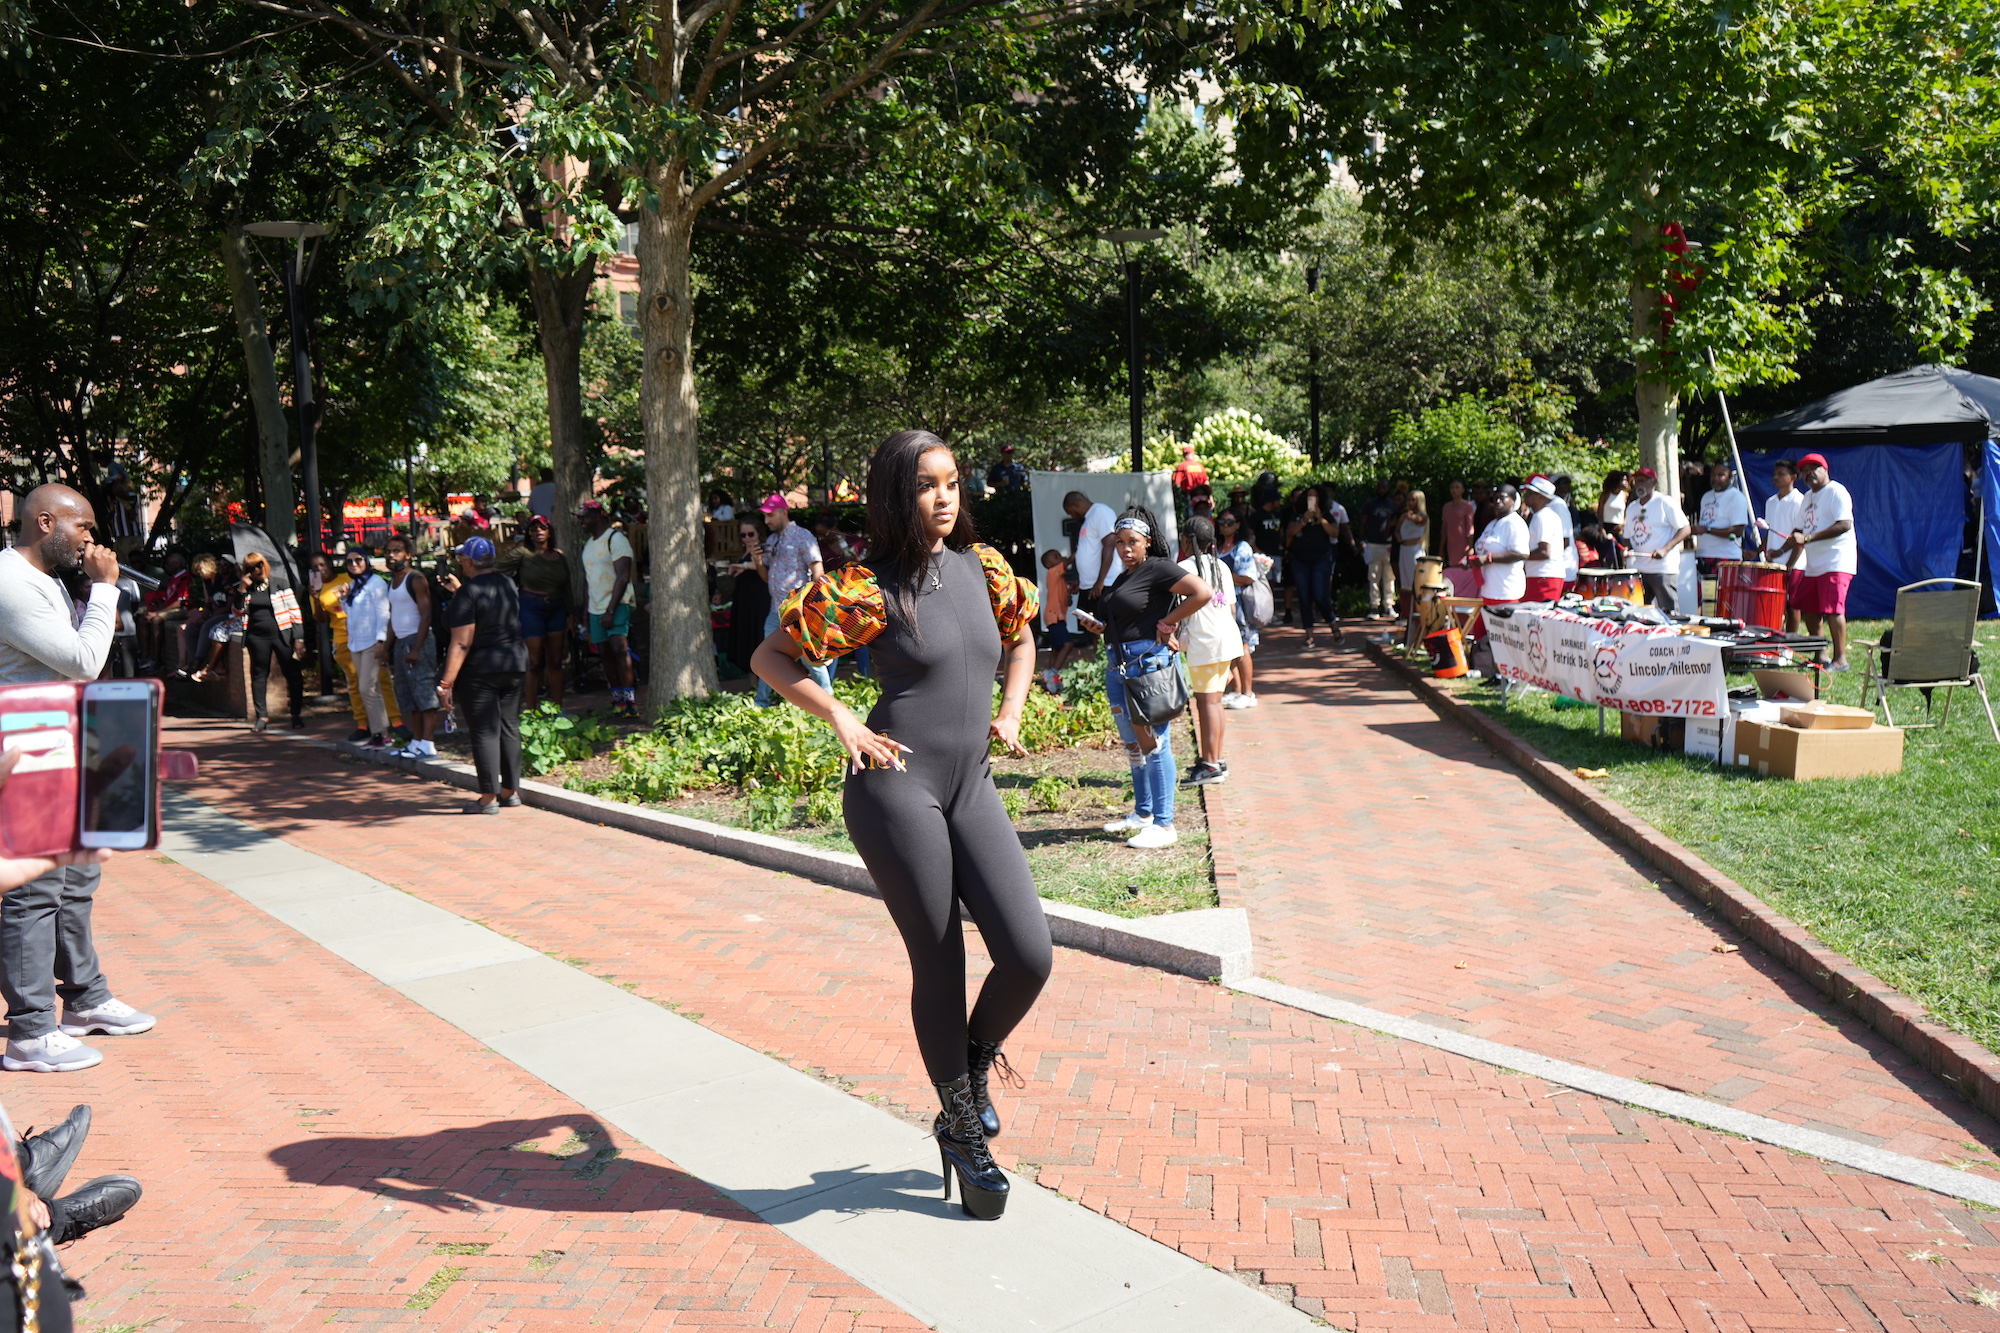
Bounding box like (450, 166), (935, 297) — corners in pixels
(346, 728), (370, 744)
(1187, 760), (1226, 785)
(20, 1104), (90, 1200)
(47, 1174), (142, 1245)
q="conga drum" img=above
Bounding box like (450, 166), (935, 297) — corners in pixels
(1578, 568), (1641, 602)
(1413, 555), (1447, 596)
(1717, 561), (1786, 630)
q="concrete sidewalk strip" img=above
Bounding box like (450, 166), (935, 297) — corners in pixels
(1231, 974), (2000, 1209)
(159, 790), (1311, 1333)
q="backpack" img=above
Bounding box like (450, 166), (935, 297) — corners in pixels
(1238, 554), (1275, 628)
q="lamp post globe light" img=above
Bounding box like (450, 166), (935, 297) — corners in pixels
(1100, 228), (1168, 473)
(243, 220), (332, 690)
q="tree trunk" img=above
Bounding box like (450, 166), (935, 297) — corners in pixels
(636, 178), (717, 707)
(1628, 217), (1680, 499)
(526, 256), (597, 608)
(220, 227), (296, 545)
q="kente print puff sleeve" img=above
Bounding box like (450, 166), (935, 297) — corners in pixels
(972, 544), (1038, 645)
(779, 566), (888, 666)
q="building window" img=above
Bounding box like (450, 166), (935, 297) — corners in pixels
(620, 221), (639, 256)
(618, 291), (638, 327)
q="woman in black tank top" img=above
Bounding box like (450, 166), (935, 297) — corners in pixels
(753, 430), (1049, 1221)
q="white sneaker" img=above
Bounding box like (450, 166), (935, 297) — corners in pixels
(60, 998), (156, 1037)
(1101, 813), (1147, 834)
(415, 739), (438, 757)
(1231, 693), (1258, 709)
(3, 1031), (103, 1073)
(1127, 824), (1179, 850)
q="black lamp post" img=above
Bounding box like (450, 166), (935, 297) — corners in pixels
(1306, 262), (1322, 469)
(1102, 229), (1168, 472)
(244, 220), (330, 688)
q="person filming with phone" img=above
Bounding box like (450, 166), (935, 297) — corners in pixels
(0, 485), (157, 1074)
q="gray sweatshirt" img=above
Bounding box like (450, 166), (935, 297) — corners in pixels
(0, 546), (118, 684)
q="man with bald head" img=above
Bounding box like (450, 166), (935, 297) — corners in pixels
(0, 484), (156, 1073)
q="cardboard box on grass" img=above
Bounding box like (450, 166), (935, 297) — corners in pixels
(1752, 668), (1820, 702)
(1732, 719), (1904, 780)
(1620, 712), (1685, 751)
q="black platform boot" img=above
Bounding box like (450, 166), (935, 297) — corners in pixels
(966, 1039), (1022, 1140)
(934, 1076), (1009, 1220)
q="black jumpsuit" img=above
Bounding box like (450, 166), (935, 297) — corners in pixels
(841, 548), (1053, 1083)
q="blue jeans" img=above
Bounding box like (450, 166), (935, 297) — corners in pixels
(756, 606), (833, 705)
(1291, 553), (1333, 632)
(1105, 643), (1175, 828)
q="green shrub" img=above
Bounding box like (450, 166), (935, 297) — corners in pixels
(999, 789), (1029, 822)
(575, 663), (1113, 809)
(520, 705), (616, 776)
(1144, 408), (1306, 486)
(1029, 774), (1073, 811)
(744, 783), (800, 832)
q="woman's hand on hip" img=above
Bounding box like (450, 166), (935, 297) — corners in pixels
(988, 711), (1029, 758)
(831, 706), (910, 772)
(1161, 625), (1184, 653)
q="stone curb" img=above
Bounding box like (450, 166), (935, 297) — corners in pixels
(1355, 636), (2000, 1124)
(273, 731), (1253, 985)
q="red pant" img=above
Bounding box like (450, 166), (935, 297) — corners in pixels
(1523, 576), (1565, 603)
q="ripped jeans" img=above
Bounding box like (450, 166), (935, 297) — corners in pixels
(1104, 641), (1176, 828)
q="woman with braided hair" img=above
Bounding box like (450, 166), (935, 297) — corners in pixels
(751, 429), (1050, 1221)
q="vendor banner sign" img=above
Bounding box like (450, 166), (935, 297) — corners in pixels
(1484, 607), (1727, 717)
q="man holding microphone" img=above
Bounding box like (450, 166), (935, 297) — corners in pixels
(0, 486), (156, 1073)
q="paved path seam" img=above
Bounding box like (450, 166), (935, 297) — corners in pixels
(1228, 975), (2000, 1208)
(1355, 635), (2000, 1124)
(157, 787), (1312, 1333)
(266, 728), (1255, 985)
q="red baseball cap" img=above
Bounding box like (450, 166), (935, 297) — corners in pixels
(1798, 452), (1829, 471)
(1632, 466), (1658, 481)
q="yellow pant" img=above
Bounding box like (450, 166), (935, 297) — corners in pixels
(334, 639), (401, 730)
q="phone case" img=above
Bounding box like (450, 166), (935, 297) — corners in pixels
(0, 680), (166, 857)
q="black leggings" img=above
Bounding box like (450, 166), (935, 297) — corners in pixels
(245, 626), (305, 720)
(844, 757), (1053, 1083)
(461, 671), (523, 794)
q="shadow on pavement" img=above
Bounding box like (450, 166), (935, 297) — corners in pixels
(269, 1114), (739, 1217)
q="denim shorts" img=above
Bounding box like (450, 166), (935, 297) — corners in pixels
(519, 590), (566, 639)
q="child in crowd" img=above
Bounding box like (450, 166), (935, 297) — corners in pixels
(1039, 549), (1080, 693)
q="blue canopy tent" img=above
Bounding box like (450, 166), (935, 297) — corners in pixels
(1735, 365), (1997, 619)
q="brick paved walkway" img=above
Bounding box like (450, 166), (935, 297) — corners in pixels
(3, 832), (923, 1331)
(59, 714), (2000, 1331)
(1211, 626), (2000, 1172)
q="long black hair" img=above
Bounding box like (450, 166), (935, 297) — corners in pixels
(866, 428), (979, 630)
(1116, 504), (1170, 561)
(1185, 515), (1217, 556)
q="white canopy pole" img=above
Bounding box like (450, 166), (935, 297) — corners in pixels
(1707, 349), (1758, 558)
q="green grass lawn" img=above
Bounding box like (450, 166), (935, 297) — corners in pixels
(1441, 618), (2000, 1055)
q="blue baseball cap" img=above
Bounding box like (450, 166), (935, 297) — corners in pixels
(452, 536), (496, 561)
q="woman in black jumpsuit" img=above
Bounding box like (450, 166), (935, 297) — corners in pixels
(753, 430), (1050, 1221)
(239, 552), (305, 732)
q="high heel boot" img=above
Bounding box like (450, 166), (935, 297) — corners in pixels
(934, 1075), (1009, 1220)
(967, 1039), (1022, 1140)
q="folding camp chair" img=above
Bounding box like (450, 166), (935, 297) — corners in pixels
(1856, 577), (2000, 743)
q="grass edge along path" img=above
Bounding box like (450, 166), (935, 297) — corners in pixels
(1355, 627), (2000, 1123)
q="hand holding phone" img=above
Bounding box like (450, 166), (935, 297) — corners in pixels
(1075, 609), (1105, 633)
(79, 680), (158, 850)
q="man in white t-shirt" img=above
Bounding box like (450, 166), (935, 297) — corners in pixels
(1691, 460), (1751, 612)
(1782, 452), (1858, 668)
(1623, 467), (1691, 614)
(1519, 477), (1567, 602)
(1759, 458), (1809, 631)
(1467, 484), (1530, 635)
(1551, 475), (1579, 590)
(1062, 491), (1122, 615)
(527, 467), (556, 521)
